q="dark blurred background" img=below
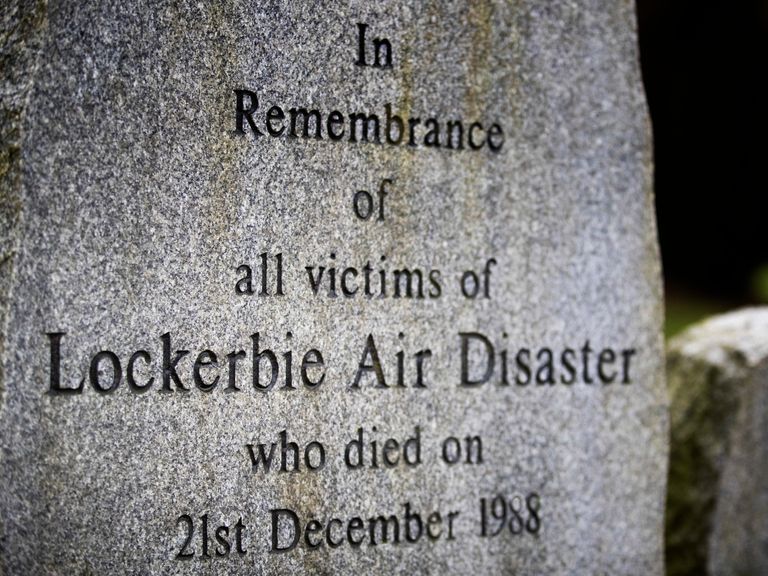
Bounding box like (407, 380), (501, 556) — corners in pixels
(636, 0), (768, 337)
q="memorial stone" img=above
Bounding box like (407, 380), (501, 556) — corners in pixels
(1, 1), (666, 574)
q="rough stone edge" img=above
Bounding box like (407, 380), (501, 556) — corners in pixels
(632, 0), (670, 568)
(0, 1), (47, 573)
(665, 307), (768, 576)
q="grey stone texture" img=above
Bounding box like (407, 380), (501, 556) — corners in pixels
(666, 308), (768, 576)
(1, 1), (665, 574)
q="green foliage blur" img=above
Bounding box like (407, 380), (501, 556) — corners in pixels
(665, 264), (768, 340)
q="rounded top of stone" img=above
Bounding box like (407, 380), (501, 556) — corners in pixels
(668, 307), (768, 369)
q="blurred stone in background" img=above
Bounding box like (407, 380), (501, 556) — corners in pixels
(666, 308), (768, 576)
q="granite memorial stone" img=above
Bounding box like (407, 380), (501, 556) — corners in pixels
(1, 1), (666, 574)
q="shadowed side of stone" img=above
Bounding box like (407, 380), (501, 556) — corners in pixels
(666, 308), (768, 576)
(0, 2), (47, 572)
(0, 0), (47, 402)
